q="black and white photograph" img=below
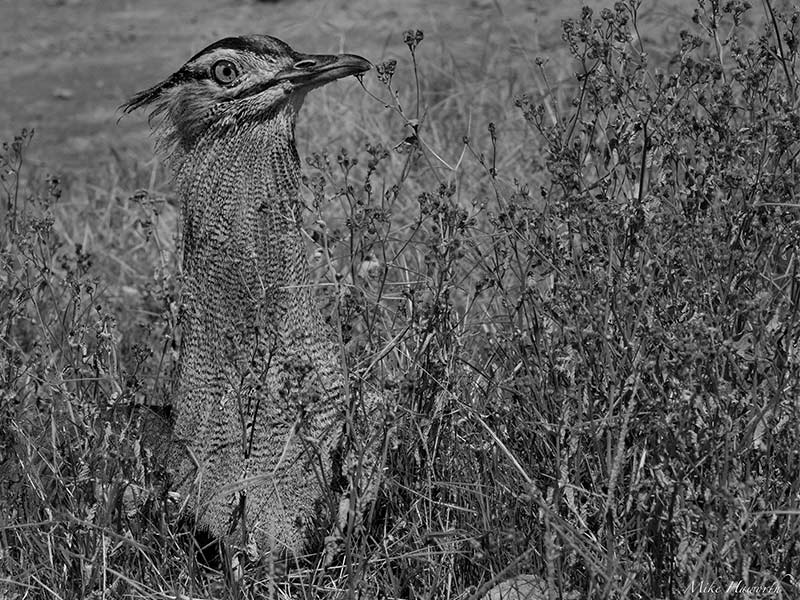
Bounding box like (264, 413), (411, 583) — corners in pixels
(1, 0), (798, 597)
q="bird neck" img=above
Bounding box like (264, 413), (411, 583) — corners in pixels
(174, 109), (302, 211)
(165, 104), (308, 294)
(167, 106), (307, 278)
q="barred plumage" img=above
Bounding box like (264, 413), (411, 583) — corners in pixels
(124, 35), (374, 558)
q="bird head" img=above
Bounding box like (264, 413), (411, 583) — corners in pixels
(122, 35), (371, 151)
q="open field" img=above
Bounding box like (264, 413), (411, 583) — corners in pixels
(2, 0), (800, 598)
(0, 0), (699, 171)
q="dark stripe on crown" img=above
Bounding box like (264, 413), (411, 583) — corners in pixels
(187, 35), (294, 64)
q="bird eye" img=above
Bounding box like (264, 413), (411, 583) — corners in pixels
(211, 60), (239, 85)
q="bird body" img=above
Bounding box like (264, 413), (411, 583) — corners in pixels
(124, 35), (372, 557)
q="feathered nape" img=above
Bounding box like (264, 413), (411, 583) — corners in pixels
(121, 72), (204, 161)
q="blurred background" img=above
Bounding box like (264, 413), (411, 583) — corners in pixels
(1, 0), (693, 173)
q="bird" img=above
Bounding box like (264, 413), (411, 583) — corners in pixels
(122, 35), (374, 563)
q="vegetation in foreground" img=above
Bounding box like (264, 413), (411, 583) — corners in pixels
(2, 1), (799, 598)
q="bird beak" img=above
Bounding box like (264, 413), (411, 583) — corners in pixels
(275, 53), (372, 89)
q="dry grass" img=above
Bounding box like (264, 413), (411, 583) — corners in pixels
(2, 0), (800, 598)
